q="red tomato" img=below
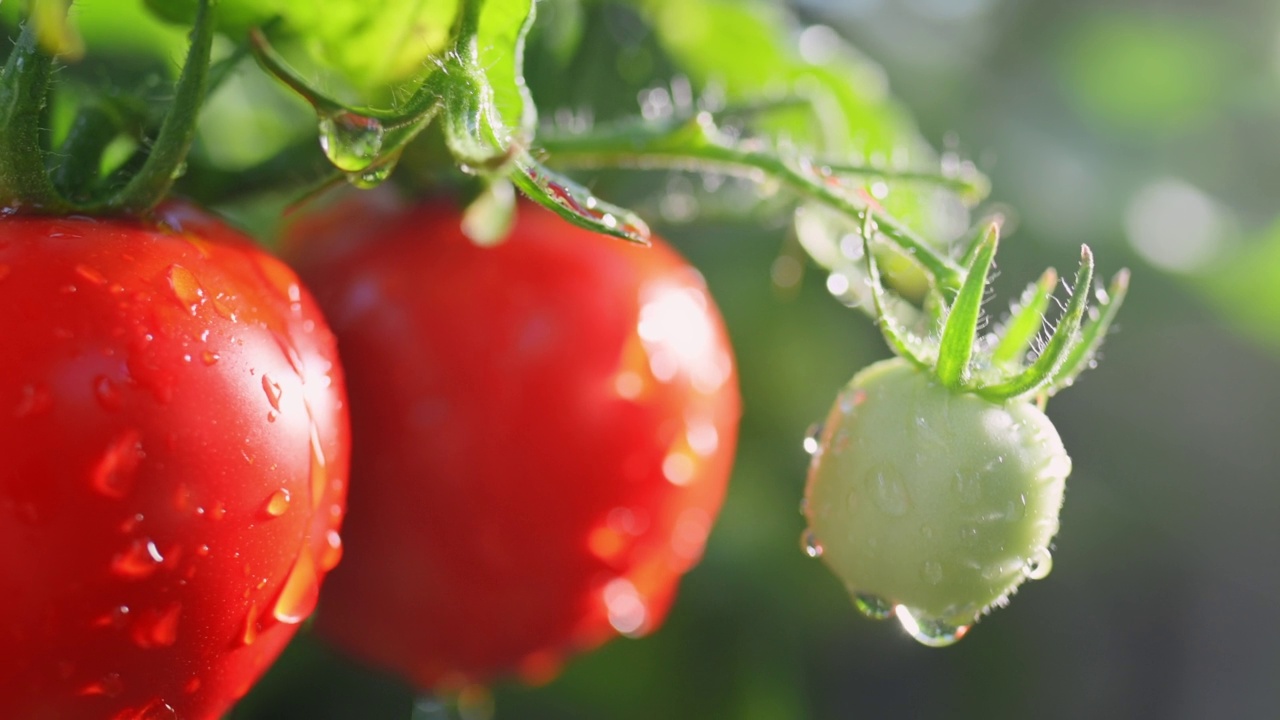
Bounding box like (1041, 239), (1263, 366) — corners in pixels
(0, 205), (349, 720)
(284, 194), (740, 689)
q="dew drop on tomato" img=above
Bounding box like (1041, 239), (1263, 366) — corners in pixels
(262, 488), (290, 518)
(803, 421), (823, 456)
(602, 578), (648, 637)
(165, 265), (204, 315)
(129, 602), (181, 649)
(113, 697), (177, 720)
(1023, 548), (1053, 580)
(75, 263), (108, 286)
(320, 529), (343, 571)
(272, 549), (319, 624)
(308, 424), (327, 510)
(260, 374), (283, 411)
(801, 529), (824, 558)
(240, 601), (260, 647)
(91, 430), (144, 499)
(110, 538), (164, 580)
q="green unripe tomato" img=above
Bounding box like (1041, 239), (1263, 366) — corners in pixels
(802, 357), (1071, 646)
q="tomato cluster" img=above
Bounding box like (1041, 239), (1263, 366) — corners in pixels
(284, 194), (741, 688)
(0, 205), (349, 719)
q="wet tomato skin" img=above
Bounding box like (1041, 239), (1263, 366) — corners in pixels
(0, 204), (349, 720)
(284, 194), (740, 688)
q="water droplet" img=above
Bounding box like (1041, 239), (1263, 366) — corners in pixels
(318, 112), (385, 172)
(920, 560), (944, 586)
(183, 677), (201, 694)
(91, 430), (144, 499)
(853, 593), (893, 620)
(797, 497), (808, 516)
(118, 697), (178, 720)
(207, 501), (227, 521)
(75, 264), (108, 286)
(1024, 548), (1053, 580)
(111, 538), (165, 580)
(309, 423), (327, 511)
(800, 529), (824, 558)
(603, 578), (648, 637)
(77, 672), (124, 697)
(166, 264), (205, 315)
(803, 420), (824, 455)
(519, 165), (650, 243)
(838, 388), (866, 414)
(201, 350), (220, 365)
(90, 604), (131, 629)
(212, 297), (237, 322)
(94, 375), (122, 411)
(261, 374), (283, 411)
(866, 464), (909, 516)
(662, 451), (696, 486)
(273, 548), (319, 624)
(240, 601), (260, 646)
(261, 488), (291, 518)
(129, 602), (181, 648)
(893, 605), (970, 648)
(347, 160), (397, 189)
(320, 529), (344, 571)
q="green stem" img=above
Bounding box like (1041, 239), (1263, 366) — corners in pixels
(104, 0), (215, 213)
(538, 114), (964, 287)
(51, 101), (129, 202)
(0, 15), (68, 211)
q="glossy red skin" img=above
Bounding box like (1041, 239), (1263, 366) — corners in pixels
(285, 194), (740, 689)
(0, 205), (349, 720)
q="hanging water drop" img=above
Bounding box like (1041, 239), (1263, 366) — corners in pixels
(803, 420), (824, 455)
(800, 529), (824, 558)
(91, 430), (144, 499)
(1024, 547), (1053, 580)
(129, 602), (182, 648)
(319, 112), (386, 172)
(893, 605), (969, 648)
(853, 593), (893, 620)
(347, 157), (398, 189)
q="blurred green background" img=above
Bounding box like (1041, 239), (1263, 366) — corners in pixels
(233, 0), (1280, 717)
(9, 0), (1280, 717)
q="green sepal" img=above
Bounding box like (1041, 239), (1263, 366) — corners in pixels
(990, 267), (1059, 369)
(977, 246), (1096, 402)
(935, 222), (999, 389)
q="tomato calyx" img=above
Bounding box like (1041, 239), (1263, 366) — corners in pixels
(861, 213), (1130, 404)
(0, 0), (213, 215)
(248, 0), (651, 245)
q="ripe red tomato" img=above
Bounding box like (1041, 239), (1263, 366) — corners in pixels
(0, 204), (349, 720)
(283, 193), (740, 689)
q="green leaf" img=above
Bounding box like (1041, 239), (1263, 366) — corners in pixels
(146, 0), (459, 91)
(478, 0), (537, 140)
